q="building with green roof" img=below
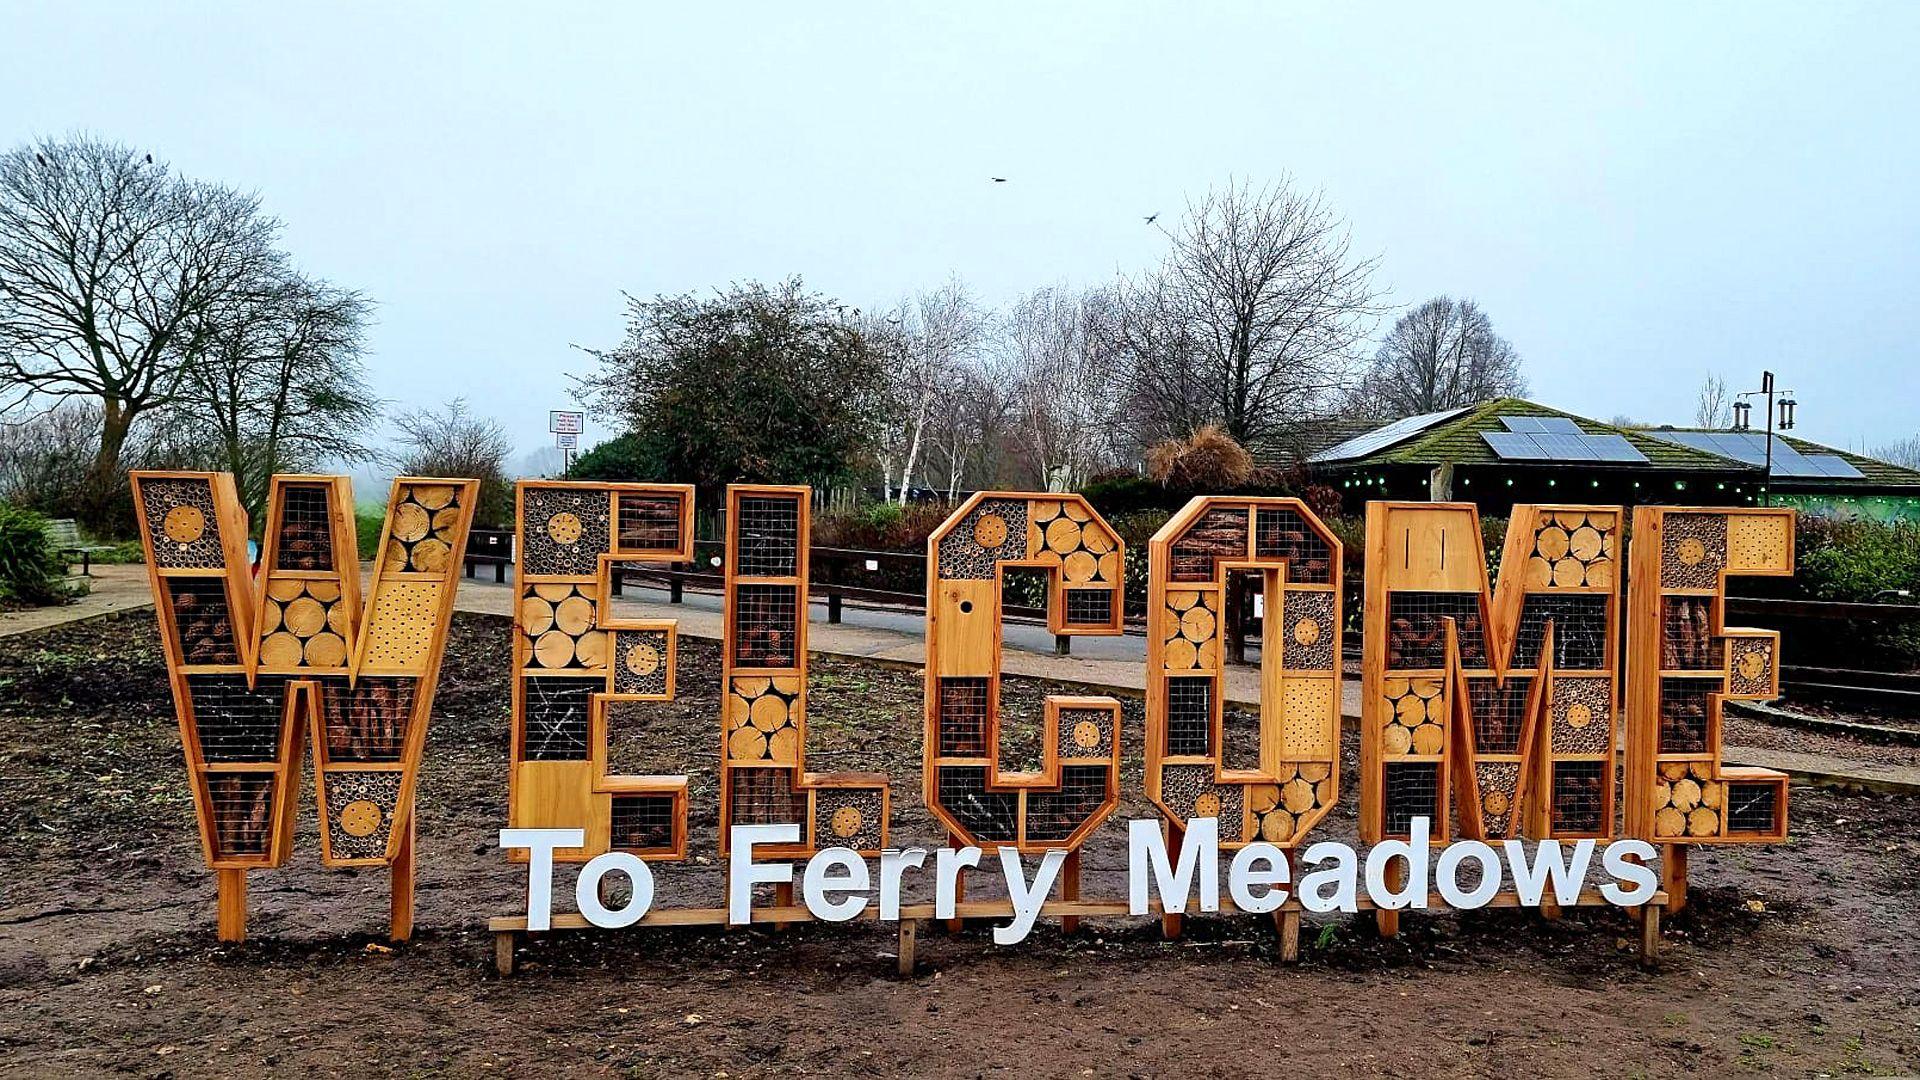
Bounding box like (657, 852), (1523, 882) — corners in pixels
(1305, 397), (1920, 518)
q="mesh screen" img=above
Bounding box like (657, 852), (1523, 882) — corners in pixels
(1513, 594), (1609, 670)
(319, 676), (417, 762)
(1255, 506), (1333, 584)
(1661, 597), (1724, 671)
(167, 579), (239, 665)
(733, 584), (798, 667)
(1464, 676), (1533, 755)
(1165, 677), (1212, 757)
(728, 767), (805, 826)
(1025, 765), (1110, 842)
(1726, 782), (1781, 834)
(522, 676), (594, 761)
(1386, 592), (1487, 669)
(609, 794), (677, 851)
(937, 765), (1019, 842)
(274, 482), (335, 572)
(937, 677), (990, 755)
(1064, 588), (1113, 626)
(207, 772), (276, 858)
(1171, 508), (1248, 581)
(187, 674), (289, 763)
(734, 496), (800, 577)
(1383, 761), (1441, 836)
(1550, 760), (1607, 834)
(1658, 679), (1713, 754)
(617, 492), (683, 552)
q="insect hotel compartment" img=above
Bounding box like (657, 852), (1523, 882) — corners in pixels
(615, 490), (687, 553)
(733, 495), (801, 577)
(1386, 591), (1487, 669)
(1169, 507), (1249, 581)
(1725, 781), (1784, 836)
(609, 794), (679, 852)
(1024, 764), (1111, 842)
(1163, 678), (1213, 756)
(165, 578), (239, 665)
(1661, 597), (1725, 671)
(937, 677), (991, 755)
(319, 676), (417, 762)
(1254, 506), (1333, 583)
(1463, 675), (1534, 755)
(732, 584), (798, 667)
(1382, 761), (1442, 836)
(935, 765), (1020, 843)
(520, 676), (596, 761)
(1063, 587), (1114, 627)
(206, 772), (277, 859)
(187, 674), (290, 763)
(727, 766), (805, 827)
(1549, 760), (1608, 834)
(1512, 594), (1609, 669)
(1657, 678), (1714, 754)
(273, 482), (337, 571)
(258, 578), (350, 670)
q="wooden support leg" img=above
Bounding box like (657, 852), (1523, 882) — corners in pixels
(1638, 902), (1661, 970)
(1539, 893), (1562, 922)
(945, 835), (965, 934)
(1061, 849), (1082, 935)
(216, 868), (248, 943)
(1375, 860), (1403, 938)
(1160, 821), (1184, 940)
(1661, 843), (1689, 914)
(494, 930), (518, 976)
(1275, 851), (1300, 963)
(897, 918), (918, 976)
(774, 880), (794, 932)
(389, 813), (416, 943)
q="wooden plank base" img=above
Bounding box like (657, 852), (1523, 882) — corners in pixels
(488, 886), (1667, 975)
(389, 816), (416, 943)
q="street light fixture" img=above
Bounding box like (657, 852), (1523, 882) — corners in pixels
(1734, 370), (1797, 506)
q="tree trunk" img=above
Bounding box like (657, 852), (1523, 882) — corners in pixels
(86, 399), (134, 531)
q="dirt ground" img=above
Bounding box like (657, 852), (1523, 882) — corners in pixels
(2, 611), (1918, 1078)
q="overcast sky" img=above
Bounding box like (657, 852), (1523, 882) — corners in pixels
(7, 2), (1918, 468)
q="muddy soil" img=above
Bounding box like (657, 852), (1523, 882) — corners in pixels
(1, 612), (1917, 1078)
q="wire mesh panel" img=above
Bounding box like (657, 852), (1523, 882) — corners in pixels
(1025, 765), (1111, 842)
(1164, 677), (1213, 757)
(1383, 761), (1441, 836)
(274, 482), (336, 571)
(936, 765), (1019, 843)
(609, 794), (678, 852)
(728, 766), (805, 827)
(1386, 592), (1487, 669)
(937, 677), (990, 755)
(186, 674), (289, 763)
(1725, 782), (1781, 834)
(1658, 678), (1713, 754)
(1513, 594), (1609, 669)
(1063, 588), (1114, 627)
(1170, 508), (1249, 581)
(166, 579), (239, 665)
(1254, 506), (1333, 584)
(616, 492), (685, 553)
(733, 496), (801, 577)
(521, 676), (595, 761)
(1550, 760), (1608, 834)
(1661, 597), (1724, 670)
(732, 584), (798, 667)
(207, 772), (277, 858)
(318, 676), (417, 762)
(1464, 676), (1533, 755)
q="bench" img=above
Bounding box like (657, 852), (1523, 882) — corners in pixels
(463, 528), (514, 582)
(45, 518), (114, 576)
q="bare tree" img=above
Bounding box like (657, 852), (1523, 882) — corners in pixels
(1874, 435), (1920, 469)
(174, 272), (380, 521)
(1350, 296), (1526, 418)
(1695, 372), (1732, 428)
(1114, 177), (1382, 447)
(0, 135), (282, 518)
(1001, 286), (1121, 490)
(868, 277), (986, 503)
(392, 399), (514, 526)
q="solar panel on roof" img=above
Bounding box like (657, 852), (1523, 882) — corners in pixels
(1482, 432), (1543, 459)
(1805, 454), (1865, 479)
(1586, 434), (1649, 463)
(1500, 417), (1547, 433)
(1308, 405), (1474, 462)
(1533, 434), (1600, 460)
(1535, 417), (1583, 435)
(1642, 431), (1867, 479)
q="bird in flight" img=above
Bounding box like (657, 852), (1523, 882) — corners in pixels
(990, 177), (1008, 183)
(1144, 213), (1159, 225)
(145, 153), (153, 164)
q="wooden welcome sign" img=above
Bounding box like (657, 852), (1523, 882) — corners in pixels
(130, 470), (478, 942)
(130, 473), (1796, 966)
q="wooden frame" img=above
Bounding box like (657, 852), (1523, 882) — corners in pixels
(1625, 506), (1794, 854)
(1144, 497), (1345, 853)
(922, 493), (1125, 855)
(131, 470), (478, 942)
(508, 481), (695, 863)
(717, 484), (889, 858)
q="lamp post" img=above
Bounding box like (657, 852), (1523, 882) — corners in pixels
(1732, 370), (1796, 506)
